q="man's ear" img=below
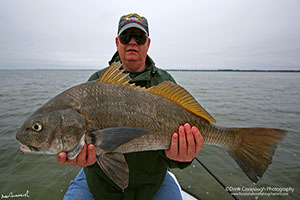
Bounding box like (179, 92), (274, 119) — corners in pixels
(147, 38), (151, 49)
(115, 37), (119, 48)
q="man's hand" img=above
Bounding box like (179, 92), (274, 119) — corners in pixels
(165, 123), (204, 162)
(57, 144), (97, 167)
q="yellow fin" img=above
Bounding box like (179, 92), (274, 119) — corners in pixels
(99, 62), (215, 123)
(148, 82), (216, 123)
(99, 62), (129, 85)
(228, 128), (287, 183)
(98, 62), (141, 88)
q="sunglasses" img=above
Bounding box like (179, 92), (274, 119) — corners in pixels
(119, 30), (147, 45)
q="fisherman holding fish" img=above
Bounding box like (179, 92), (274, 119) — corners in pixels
(59, 14), (204, 200)
(16, 12), (286, 200)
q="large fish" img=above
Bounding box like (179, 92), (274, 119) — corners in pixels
(16, 62), (287, 190)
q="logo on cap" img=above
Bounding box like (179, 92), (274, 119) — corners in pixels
(123, 14), (143, 26)
(118, 13), (149, 35)
(124, 13), (142, 20)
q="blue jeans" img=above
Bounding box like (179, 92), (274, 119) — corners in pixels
(64, 169), (182, 200)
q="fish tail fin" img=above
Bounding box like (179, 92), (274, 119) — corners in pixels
(227, 128), (287, 182)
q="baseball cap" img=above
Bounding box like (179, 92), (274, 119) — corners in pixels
(118, 13), (149, 36)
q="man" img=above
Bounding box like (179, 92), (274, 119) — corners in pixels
(58, 13), (204, 200)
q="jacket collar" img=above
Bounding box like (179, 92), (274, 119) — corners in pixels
(108, 51), (158, 82)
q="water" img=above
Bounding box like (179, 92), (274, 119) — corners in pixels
(0, 70), (299, 199)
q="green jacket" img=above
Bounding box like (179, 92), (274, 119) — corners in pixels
(84, 52), (191, 200)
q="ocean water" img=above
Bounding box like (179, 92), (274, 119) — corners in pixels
(0, 70), (299, 200)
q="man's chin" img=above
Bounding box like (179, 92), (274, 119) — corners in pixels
(125, 52), (139, 58)
(123, 60), (145, 72)
(124, 55), (139, 63)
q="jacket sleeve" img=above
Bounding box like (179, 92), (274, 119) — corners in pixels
(162, 151), (193, 169)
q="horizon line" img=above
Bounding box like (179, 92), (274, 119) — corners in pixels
(1, 68), (300, 72)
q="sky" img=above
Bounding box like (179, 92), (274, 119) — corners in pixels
(0, 0), (299, 70)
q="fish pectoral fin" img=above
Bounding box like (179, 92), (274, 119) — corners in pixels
(88, 127), (151, 151)
(97, 152), (129, 191)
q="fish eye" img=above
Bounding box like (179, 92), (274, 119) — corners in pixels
(32, 122), (43, 132)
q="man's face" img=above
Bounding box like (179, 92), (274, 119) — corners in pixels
(116, 28), (151, 72)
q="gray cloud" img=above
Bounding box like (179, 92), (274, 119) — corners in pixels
(0, 0), (299, 70)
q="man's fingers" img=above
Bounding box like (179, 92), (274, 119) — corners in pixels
(68, 157), (78, 166)
(184, 123), (195, 156)
(77, 144), (88, 167)
(86, 144), (97, 166)
(165, 133), (178, 159)
(178, 125), (187, 156)
(57, 143), (97, 167)
(166, 124), (203, 162)
(193, 126), (204, 154)
(57, 152), (67, 166)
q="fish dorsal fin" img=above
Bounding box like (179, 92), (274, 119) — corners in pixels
(99, 62), (215, 123)
(148, 81), (216, 123)
(98, 62), (142, 89)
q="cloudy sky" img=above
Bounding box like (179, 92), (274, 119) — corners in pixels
(0, 0), (299, 70)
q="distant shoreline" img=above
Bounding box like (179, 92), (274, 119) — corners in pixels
(0, 69), (300, 72)
(166, 69), (300, 72)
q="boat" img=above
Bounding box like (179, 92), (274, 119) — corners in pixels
(169, 171), (199, 200)
(170, 157), (241, 200)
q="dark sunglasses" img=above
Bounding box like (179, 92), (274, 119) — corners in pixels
(119, 31), (147, 45)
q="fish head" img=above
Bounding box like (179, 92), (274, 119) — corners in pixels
(16, 110), (63, 155)
(16, 108), (87, 155)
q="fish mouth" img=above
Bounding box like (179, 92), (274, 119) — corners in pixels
(16, 136), (40, 153)
(19, 144), (39, 153)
